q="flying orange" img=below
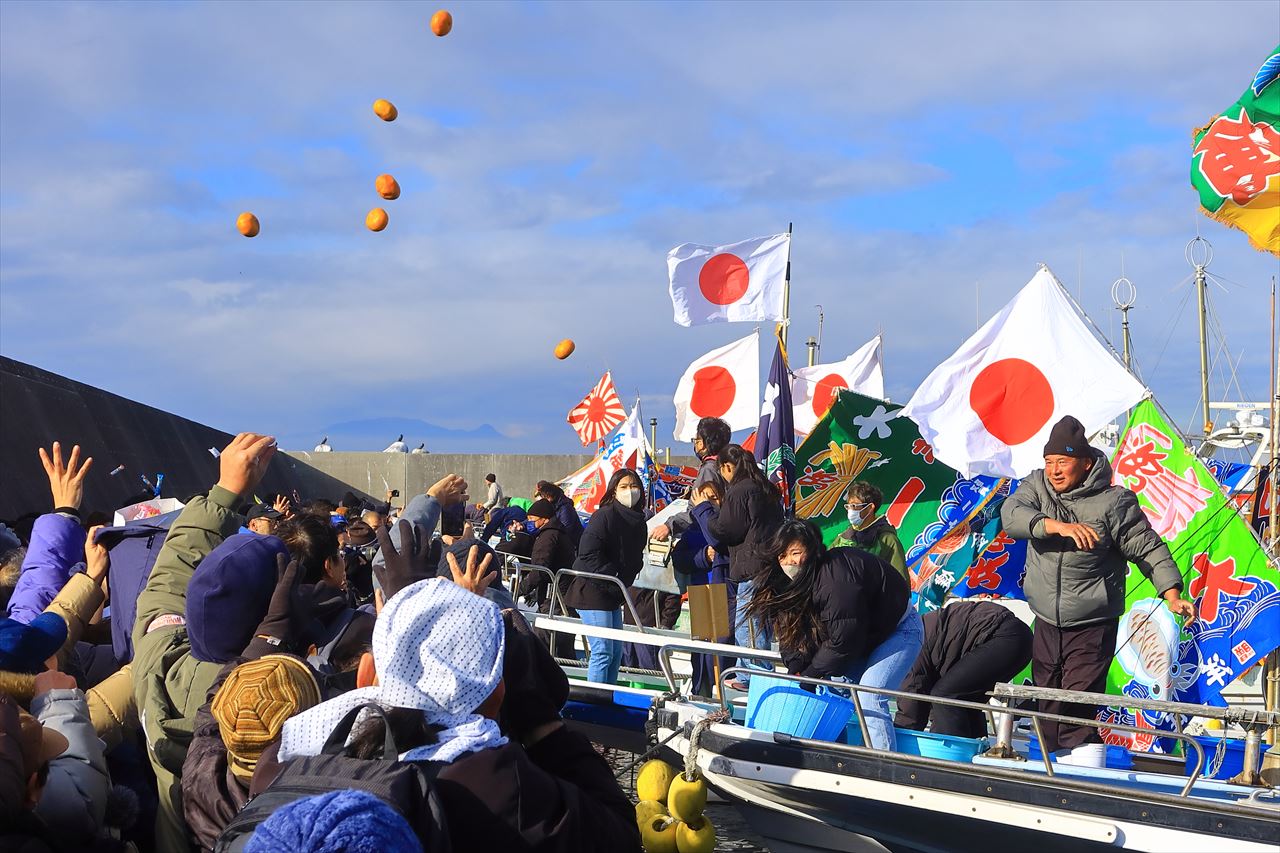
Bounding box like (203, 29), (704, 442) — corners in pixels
(236, 212), (260, 238)
(372, 99), (398, 121)
(366, 208), (389, 231)
(430, 10), (453, 36)
(375, 174), (401, 200)
(554, 339), (576, 360)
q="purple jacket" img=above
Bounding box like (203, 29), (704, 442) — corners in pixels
(6, 513), (84, 625)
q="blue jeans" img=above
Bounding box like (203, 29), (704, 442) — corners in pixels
(836, 605), (924, 751)
(579, 608), (623, 685)
(733, 579), (773, 681)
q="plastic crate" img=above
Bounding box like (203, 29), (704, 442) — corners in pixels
(843, 724), (985, 761)
(1185, 735), (1252, 780)
(744, 675), (854, 741)
(1027, 736), (1134, 770)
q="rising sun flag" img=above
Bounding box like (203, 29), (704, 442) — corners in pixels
(1191, 44), (1280, 256)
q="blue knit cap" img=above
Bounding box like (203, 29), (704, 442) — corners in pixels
(245, 789), (422, 853)
(0, 613), (67, 673)
(187, 533), (289, 663)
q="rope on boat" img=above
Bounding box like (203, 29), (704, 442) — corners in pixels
(610, 690), (686, 780)
(683, 707), (730, 781)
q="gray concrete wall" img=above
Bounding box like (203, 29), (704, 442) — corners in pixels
(278, 451), (699, 507)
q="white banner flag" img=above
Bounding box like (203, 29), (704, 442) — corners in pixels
(900, 267), (1146, 479)
(668, 233), (789, 327)
(672, 332), (760, 440)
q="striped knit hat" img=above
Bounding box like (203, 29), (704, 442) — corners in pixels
(212, 654), (321, 779)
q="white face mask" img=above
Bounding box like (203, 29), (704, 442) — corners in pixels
(615, 487), (641, 508)
(847, 507), (869, 527)
(780, 562), (803, 580)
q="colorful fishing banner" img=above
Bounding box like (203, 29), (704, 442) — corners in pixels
(1190, 44), (1280, 256)
(1100, 400), (1280, 752)
(793, 390), (1022, 609)
(559, 406), (652, 514)
(651, 463), (699, 513)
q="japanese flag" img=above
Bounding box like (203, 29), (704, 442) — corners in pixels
(673, 332), (760, 441)
(901, 267), (1147, 479)
(668, 233), (790, 327)
(791, 336), (885, 436)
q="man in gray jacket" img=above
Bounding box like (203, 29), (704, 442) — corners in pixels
(1001, 415), (1195, 757)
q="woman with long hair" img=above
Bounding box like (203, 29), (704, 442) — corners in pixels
(706, 444), (784, 679)
(747, 519), (923, 751)
(563, 469), (648, 685)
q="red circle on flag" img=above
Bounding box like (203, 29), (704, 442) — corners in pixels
(969, 358), (1055, 445)
(587, 396), (606, 422)
(690, 366), (736, 417)
(698, 253), (750, 305)
(812, 373), (848, 417)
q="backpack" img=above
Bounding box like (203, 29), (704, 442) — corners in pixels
(214, 702), (452, 853)
(96, 510), (182, 665)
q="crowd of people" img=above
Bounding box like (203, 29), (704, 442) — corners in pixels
(0, 412), (1198, 850)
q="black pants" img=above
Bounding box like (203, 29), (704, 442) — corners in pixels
(895, 620), (1032, 738)
(1031, 618), (1119, 753)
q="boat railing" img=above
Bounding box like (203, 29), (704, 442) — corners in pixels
(712, 664), (1218, 796)
(551, 567), (648, 631)
(652, 641), (1220, 797)
(990, 682), (1279, 787)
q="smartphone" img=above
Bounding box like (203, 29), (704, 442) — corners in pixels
(391, 489), (400, 497)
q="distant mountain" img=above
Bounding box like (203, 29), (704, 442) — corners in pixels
(280, 417), (509, 453)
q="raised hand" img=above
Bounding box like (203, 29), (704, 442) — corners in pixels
(374, 519), (434, 602)
(39, 441), (93, 510)
(33, 663), (77, 697)
(215, 433), (277, 499)
(427, 474), (468, 507)
(445, 545), (496, 597)
(85, 525), (110, 584)
(273, 494), (292, 518)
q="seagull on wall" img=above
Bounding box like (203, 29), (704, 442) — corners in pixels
(383, 434), (408, 453)
(314, 436), (333, 452)
(410, 443), (426, 454)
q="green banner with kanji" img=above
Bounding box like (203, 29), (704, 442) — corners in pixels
(1100, 399), (1279, 751)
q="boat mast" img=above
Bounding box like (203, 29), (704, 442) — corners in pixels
(1111, 274), (1136, 370)
(780, 222), (793, 349)
(1187, 237), (1214, 435)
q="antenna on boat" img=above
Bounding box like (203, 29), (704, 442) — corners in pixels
(1111, 273), (1137, 371)
(1186, 236), (1215, 436)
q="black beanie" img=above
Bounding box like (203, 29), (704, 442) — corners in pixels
(527, 499), (557, 520)
(1042, 415), (1092, 459)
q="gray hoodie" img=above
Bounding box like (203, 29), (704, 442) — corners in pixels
(1001, 450), (1182, 628)
(32, 687), (110, 849)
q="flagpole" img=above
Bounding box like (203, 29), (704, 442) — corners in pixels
(780, 222), (793, 350)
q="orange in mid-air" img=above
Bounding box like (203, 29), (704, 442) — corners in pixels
(372, 99), (398, 121)
(375, 174), (401, 200)
(236, 212), (260, 238)
(554, 339), (576, 360)
(430, 10), (453, 36)
(366, 208), (389, 231)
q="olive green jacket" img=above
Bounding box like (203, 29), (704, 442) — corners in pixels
(832, 517), (909, 581)
(131, 485), (242, 780)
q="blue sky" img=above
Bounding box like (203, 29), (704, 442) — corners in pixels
(1, 0), (1278, 454)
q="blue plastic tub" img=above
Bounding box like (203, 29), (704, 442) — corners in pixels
(844, 725), (985, 761)
(1026, 736), (1134, 770)
(1185, 735), (1252, 780)
(744, 675), (854, 741)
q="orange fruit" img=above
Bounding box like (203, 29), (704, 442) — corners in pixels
(375, 174), (401, 200)
(236, 212), (260, 238)
(430, 10), (453, 36)
(554, 339), (576, 360)
(372, 99), (398, 121)
(366, 208), (389, 232)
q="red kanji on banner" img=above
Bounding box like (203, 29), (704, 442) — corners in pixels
(1189, 553), (1257, 623)
(910, 438), (935, 464)
(1114, 423), (1213, 540)
(966, 551), (1010, 590)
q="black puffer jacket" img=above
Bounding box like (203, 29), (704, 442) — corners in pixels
(564, 501), (647, 611)
(898, 601), (1029, 696)
(781, 547), (911, 679)
(707, 477), (784, 583)
(519, 518), (578, 604)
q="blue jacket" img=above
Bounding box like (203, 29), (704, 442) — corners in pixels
(7, 513), (83, 625)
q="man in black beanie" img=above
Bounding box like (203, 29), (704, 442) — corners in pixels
(1001, 415), (1195, 764)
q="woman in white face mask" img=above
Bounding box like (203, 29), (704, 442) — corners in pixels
(747, 519), (923, 751)
(564, 470), (649, 685)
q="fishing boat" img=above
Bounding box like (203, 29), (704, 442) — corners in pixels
(494, 557), (1280, 852)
